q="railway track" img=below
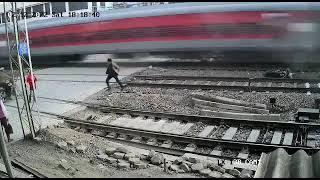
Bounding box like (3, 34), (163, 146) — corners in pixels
(159, 60), (320, 70)
(147, 63), (320, 72)
(62, 110), (320, 171)
(29, 96), (319, 159)
(36, 96), (320, 149)
(0, 158), (47, 178)
(128, 75), (320, 93)
(138, 67), (320, 79)
(69, 106), (320, 147)
(8, 94), (317, 174)
(11, 159), (47, 178)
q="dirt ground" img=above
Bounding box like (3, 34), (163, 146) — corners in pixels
(7, 65), (291, 178)
(7, 127), (202, 178)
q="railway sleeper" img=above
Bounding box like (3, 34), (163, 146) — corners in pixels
(67, 121), (320, 176)
(67, 120), (319, 158)
(67, 109), (314, 149)
(192, 98), (270, 114)
(104, 129), (254, 164)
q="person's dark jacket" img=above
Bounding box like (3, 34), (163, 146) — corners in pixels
(106, 62), (120, 76)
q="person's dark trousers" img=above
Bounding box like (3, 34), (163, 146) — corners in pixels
(106, 74), (124, 89)
(28, 89), (36, 103)
(0, 117), (12, 141)
(4, 86), (11, 98)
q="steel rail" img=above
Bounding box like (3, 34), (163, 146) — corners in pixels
(127, 81), (318, 93)
(11, 159), (47, 178)
(96, 107), (320, 130)
(153, 61), (320, 70)
(97, 133), (259, 171)
(128, 79), (320, 93)
(36, 96), (320, 131)
(133, 74), (320, 83)
(11, 96), (319, 161)
(63, 118), (320, 156)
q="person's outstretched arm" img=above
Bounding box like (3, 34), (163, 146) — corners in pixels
(113, 62), (120, 71)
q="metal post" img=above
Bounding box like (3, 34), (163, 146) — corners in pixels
(17, 3), (36, 134)
(11, 2), (35, 138)
(3, 3), (26, 138)
(23, 2), (42, 133)
(0, 122), (14, 177)
(3, 2), (39, 139)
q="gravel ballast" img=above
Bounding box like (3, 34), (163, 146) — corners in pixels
(8, 127), (202, 178)
(84, 85), (319, 122)
(136, 67), (320, 79)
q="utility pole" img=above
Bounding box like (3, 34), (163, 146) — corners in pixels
(3, 2), (41, 139)
(1, 2), (42, 177)
(3, 3), (26, 139)
(22, 2), (42, 133)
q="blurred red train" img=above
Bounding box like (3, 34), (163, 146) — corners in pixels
(0, 2), (320, 63)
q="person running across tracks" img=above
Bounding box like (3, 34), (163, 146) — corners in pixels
(105, 58), (124, 90)
(0, 98), (13, 142)
(25, 69), (38, 103)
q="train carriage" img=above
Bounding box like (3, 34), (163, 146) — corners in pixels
(0, 2), (320, 63)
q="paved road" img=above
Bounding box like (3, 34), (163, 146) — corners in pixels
(5, 66), (144, 141)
